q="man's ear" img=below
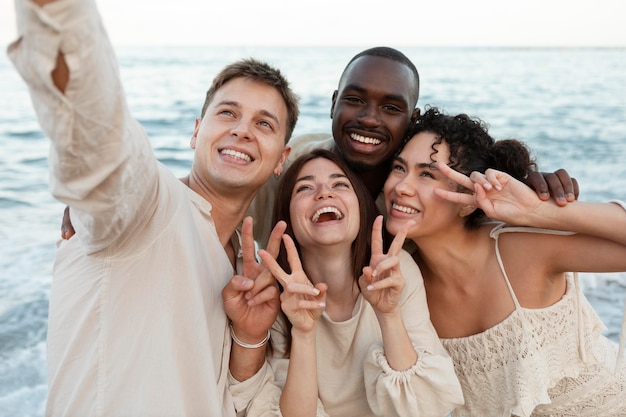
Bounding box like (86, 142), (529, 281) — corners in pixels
(330, 90), (338, 118)
(410, 107), (421, 125)
(274, 146), (291, 176)
(190, 118), (201, 149)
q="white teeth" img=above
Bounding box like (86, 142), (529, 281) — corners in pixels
(350, 133), (381, 145)
(392, 203), (418, 214)
(311, 206), (343, 223)
(221, 149), (251, 162)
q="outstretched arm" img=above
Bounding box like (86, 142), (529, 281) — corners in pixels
(9, 0), (159, 251)
(436, 162), (626, 246)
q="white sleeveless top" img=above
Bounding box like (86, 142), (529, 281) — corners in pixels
(441, 224), (626, 417)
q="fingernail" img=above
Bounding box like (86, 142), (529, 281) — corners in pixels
(319, 302), (326, 308)
(312, 288), (320, 296)
(367, 284), (374, 291)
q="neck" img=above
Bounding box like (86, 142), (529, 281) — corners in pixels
(411, 226), (484, 287)
(301, 245), (359, 320)
(181, 174), (255, 249)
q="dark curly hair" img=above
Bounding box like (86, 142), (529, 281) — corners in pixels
(402, 106), (536, 228)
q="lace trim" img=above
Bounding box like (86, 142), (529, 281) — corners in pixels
(443, 223), (625, 417)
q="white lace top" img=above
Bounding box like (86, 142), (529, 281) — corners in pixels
(441, 225), (626, 417)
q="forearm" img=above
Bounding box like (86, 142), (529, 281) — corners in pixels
(377, 311), (418, 371)
(529, 200), (626, 245)
(9, 0), (159, 242)
(229, 325), (270, 382)
(280, 328), (318, 417)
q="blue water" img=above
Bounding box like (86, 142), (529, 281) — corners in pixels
(1, 45), (625, 416)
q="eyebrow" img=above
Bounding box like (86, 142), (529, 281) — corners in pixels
(342, 84), (407, 105)
(394, 156), (438, 170)
(295, 172), (349, 183)
(216, 100), (281, 126)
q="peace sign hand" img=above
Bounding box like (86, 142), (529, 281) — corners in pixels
(359, 215), (413, 315)
(259, 234), (327, 334)
(433, 161), (542, 225)
(222, 216), (283, 343)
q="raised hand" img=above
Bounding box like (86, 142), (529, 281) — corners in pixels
(258, 234), (326, 334)
(433, 161), (543, 225)
(222, 216), (283, 343)
(359, 215), (412, 315)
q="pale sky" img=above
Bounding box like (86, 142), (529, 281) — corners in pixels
(1, 0), (626, 47)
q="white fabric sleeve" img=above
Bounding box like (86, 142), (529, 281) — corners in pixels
(363, 250), (464, 417)
(8, 0), (159, 253)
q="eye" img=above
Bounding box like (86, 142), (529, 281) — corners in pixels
(391, 163), (406, 173)
(382, 104), (403, 113)
(420, 170), (435, 179)
(295, 184), (313, 193)
(219, 109), (235, 117)
(343, 96), (364, 104)
(333, 181), (351, 189)
(258, 120), (273, 130)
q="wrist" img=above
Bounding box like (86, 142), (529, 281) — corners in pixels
(230, 323), (270, 349)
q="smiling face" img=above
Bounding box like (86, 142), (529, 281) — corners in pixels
(330, 55), (418, 172)
(191, 77), (290, 194)
(288, 158), (360, 251)
(383, 132), (462, 240)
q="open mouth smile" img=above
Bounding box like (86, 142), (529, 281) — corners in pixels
(220, 148), (252, 162)
(350, 133), (381, 145)
(392, 202), (419, 214)
(311, 206), (344, 223)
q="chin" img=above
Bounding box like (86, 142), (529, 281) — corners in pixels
(344, 157), (380, 173)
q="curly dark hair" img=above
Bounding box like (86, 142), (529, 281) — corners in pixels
(402, 106), (536, 228)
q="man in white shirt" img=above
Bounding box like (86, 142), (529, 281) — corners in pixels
(8, 0), (298, 415)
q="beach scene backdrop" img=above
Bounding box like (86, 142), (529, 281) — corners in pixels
(0, 37), (625, 417)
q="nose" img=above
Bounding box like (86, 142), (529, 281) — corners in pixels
(394, 177), (415, 197)
(230, 118), (253, 140)
(357, 103), (380, 127)
(316, 184), (334, 200)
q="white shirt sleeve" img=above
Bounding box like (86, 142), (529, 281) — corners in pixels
(8, 0), (159, 253)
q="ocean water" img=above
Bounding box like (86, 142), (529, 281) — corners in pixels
(1, 45), (625, 416)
